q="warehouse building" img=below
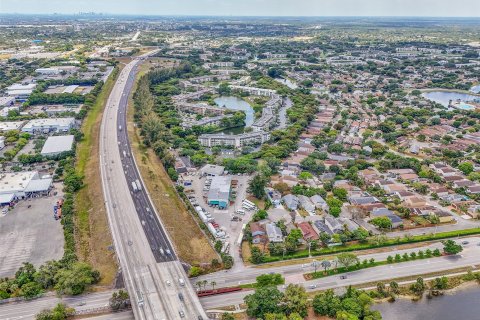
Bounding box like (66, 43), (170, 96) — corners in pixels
(0, 121), (25, 132)
(22, 118), (75, 134)
(207, 176), (232, 209)
(41, 135), (75, 156)
(0, 171), (53, 204)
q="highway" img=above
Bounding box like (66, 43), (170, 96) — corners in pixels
(99, 51), (207, 320)
(199, 237), (480, 309)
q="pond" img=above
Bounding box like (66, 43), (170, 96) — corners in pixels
(214, 96), (254, 134)
(422, 91), (479, 107)
(372, 285), (480, 320)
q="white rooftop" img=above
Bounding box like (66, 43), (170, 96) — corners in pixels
(0, 121), (25, 131)
(41, 135), (75, 155)
(0, 172), (37, 195)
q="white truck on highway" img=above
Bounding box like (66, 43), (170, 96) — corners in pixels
(135, 179), (142, 191)
(131, 181), (138, 192)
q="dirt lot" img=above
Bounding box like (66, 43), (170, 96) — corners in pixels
(127, 59), (217, 266)
(0, 183), (64, 278)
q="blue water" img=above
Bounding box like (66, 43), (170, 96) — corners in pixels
(372, 286), (480, 320)
(423, 91), (479, 107)
(214, 96), (254, 127)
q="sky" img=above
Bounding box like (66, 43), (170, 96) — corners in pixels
(1, 0), (480, 17)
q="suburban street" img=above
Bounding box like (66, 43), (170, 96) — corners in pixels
(99, 52), (207, 320)
(199, 237), (480, 309)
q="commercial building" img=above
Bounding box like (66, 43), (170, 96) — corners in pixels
(0, 96), (15, 107)
(0, 121), (25, 132)
(207, 176), (231, 209)
(22, 118), (75, 134)
(198, 131), (270, 148)
(40, 135), (75, 156)
(200, 164), (225, 176)
(6, 83), (37, 101)
(35, 67), (61, 75)
(0, 171), (52, 204)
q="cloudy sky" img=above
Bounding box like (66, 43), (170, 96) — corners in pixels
(1, 0), (480, 17)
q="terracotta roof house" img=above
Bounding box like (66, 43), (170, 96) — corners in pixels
(298, 222), (319, 241)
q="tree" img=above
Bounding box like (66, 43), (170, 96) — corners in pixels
(35, 303), (74, 320)
(389, 281), (400, 294)
(442, 240), (463, 255)
(312, 289), (341, 317)
(54, 262), (99, 295)
(248, 174), (268, 199)
(320, 232), (332, 246)
(321, 260), (332, 273)
(250, 247), (266, 264)
(109, 290), (130, 311)
(458, 162), (474, 175)
(410, 277), (425, 295)
(244, 286), (284, 319)
(15, 262), (36, 287)
(370, 216), (392, 229)
(432, 277), (449, 290)
(256, 273), (284, 287)
(189, 266), (202, 277)
(333, 188), (348, 202)
(211, 281), (217, 291)
(20, 282), (42, 299)
(282, 284), (308, 317)
(337, 253), (359, 270)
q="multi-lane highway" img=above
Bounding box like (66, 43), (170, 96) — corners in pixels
(99, 52), (207, 320)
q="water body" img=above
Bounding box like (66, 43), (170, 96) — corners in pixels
(422, 91), (479, 107)
(372, 286), (480, 320)
(214, 96), (254, 134)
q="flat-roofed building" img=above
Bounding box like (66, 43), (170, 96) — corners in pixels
(0, 121), (25, 132)
(207, 176), (231, 209)
(22, 118), (75, 134)
(41, 135), (75, 156)
(199, 131), (270, 148)
(0, 171), (52, 200)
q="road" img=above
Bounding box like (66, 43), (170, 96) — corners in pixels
(199, 237), (480, 309)
(0, 291), (115, 320)
(193, 239), (446, 289)
(99, 51), (207, 319)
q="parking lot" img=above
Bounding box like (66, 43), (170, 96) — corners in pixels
(0, 183), (64, 278)
(182, 172), (254, 265)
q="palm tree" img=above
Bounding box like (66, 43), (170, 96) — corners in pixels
(202, 280), (208, 291)
(211, 281), (217, 291)
(196, 281), (202, 292)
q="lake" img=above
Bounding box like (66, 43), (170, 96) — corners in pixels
(372, 285), (480, 320)
(422, 91), (479, 107)
(214, 96), (254, 130)
(471, 85), (480, 94)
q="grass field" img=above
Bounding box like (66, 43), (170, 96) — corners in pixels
(127, 60), (218, 266)
(74, 65), (123, 286)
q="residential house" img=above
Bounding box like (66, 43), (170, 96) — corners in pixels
(298, 222), (319, 241)
(324, 215), (343, 234)
(283, 194), (300, 211)
(266, 223), (283, 243)
(310, 195), (328, 212)
(250, 222), (266, 244)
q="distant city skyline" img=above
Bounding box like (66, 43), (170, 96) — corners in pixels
(1, 0), (480, 17)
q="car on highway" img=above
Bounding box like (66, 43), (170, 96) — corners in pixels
(179, 310), (185, 318)
(166, 280), (171, 286)
(166, 249), (172, 255)
(159, 248), (165, 255)
(178, 293), (184, 301)
(179, 278), (185, 286)
(462, 241), (469, 245)
(340, 275), (347, 280)
(78, 301), (86, 306)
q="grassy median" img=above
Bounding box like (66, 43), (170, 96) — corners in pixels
(75, 65), (123, 286)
